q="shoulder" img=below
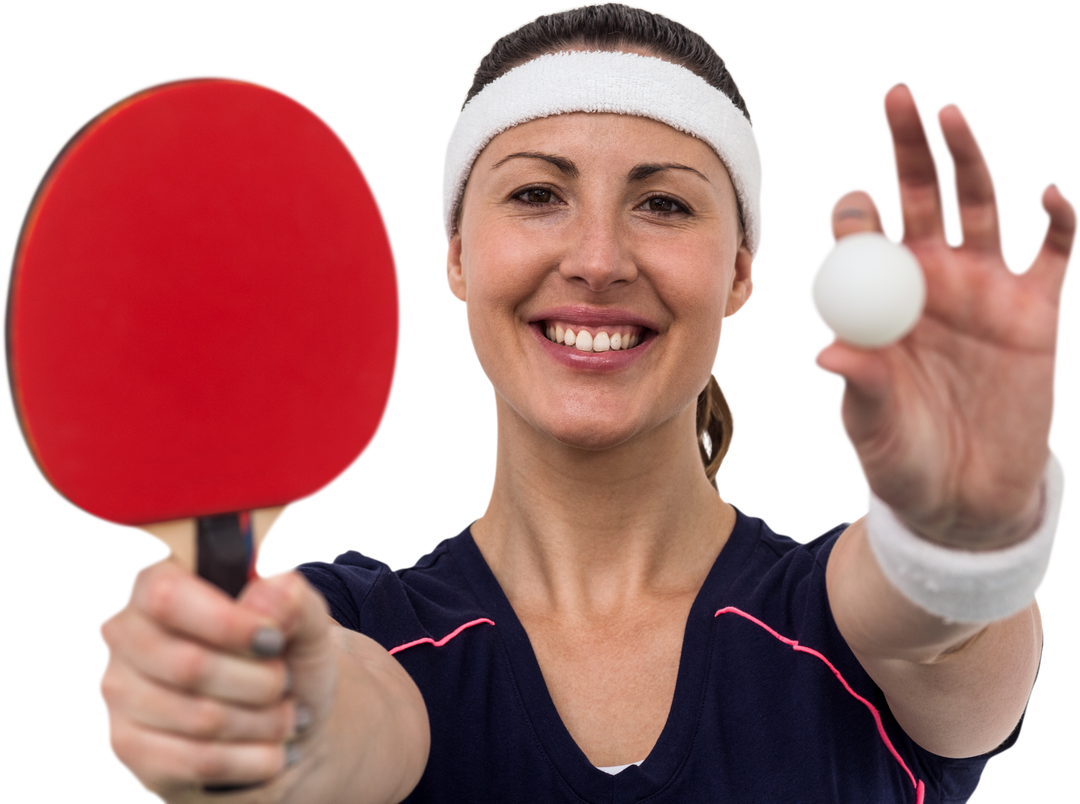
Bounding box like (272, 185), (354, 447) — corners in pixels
(735, 508), (849, 561)
(289, 520), (488, 661)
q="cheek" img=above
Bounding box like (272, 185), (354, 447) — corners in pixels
(464, 222), (553, 300)
(460, 229), (545, 377)
(648, 237), (734, 336)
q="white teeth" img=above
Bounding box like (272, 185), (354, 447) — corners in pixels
(543, 322), (644, 351)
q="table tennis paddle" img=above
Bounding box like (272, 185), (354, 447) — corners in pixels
(7, 79), (397, 598)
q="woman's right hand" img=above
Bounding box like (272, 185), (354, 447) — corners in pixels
(101, 560), (337, 799)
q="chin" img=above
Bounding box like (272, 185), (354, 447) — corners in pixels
(548, 418), (644, 452)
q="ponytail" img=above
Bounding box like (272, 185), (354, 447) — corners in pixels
(699, 373), (734, 492)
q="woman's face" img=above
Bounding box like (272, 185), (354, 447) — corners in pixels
(448, 112), (752, 452)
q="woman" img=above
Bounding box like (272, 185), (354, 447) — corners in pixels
(99, 5), (1074, 802)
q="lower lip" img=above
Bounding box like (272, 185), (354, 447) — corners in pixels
(530, 324), (653, 371)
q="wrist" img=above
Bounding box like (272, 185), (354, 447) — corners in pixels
(866, 454), (1063, 623)
(904, 484), (1046, 551)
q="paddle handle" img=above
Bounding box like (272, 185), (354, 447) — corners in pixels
(196, 512), (255, 598)
(142, 506), (282, 592)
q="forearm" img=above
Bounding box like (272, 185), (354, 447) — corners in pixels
(829, 519), (992, 661)
(827, 519), (1042, 757)
(861, 605), (1040, 759)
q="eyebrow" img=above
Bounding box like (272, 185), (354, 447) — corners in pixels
(489, 153), (710, 185)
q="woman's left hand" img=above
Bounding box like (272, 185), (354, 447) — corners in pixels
(819, 84), (1075, 550)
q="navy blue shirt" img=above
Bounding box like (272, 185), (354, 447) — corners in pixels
(300, 510), (1015, 803)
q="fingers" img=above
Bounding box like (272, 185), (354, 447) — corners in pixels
(1027, 184), (1076, 302)
(102, 652), (298, 742)
(133, 561), (282, 655)
(102, 563), (331, 791)
(885, 84), (945, 242)
(109, 719), (291, 793)
(239, 573), (334, 701)
(832, 191), (884, 239)
(939, 105), (1001, 252)
(103, 603), (288, 705)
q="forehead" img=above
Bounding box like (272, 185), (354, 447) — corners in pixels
(476, 112), (732, 184)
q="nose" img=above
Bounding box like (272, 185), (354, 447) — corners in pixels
(557, 208), (638, 291)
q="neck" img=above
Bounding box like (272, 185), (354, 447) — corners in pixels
(472, 395), (735, 618)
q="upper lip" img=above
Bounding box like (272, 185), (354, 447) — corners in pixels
(527, 305), (660, 330)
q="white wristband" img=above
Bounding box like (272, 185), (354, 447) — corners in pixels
(866, 455), (1063, 623)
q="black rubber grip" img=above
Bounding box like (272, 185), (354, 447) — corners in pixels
(197, 512), (257, 793)
(196, 512), (251, 598)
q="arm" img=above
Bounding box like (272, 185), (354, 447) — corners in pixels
(822, 85), (1075, 758)
(827, 518), (1041, 757)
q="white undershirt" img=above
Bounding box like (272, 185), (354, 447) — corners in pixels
(596, 760), (645, 775)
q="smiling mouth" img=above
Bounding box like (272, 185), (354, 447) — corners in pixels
(541, 320), (649, 353)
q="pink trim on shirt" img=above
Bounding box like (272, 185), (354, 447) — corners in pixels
(388, 617), (495, 656)
(384, 609), (924, 799)
(715, 606), (926, 804)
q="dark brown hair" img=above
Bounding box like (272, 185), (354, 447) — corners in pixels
(467, 4), (741, 485)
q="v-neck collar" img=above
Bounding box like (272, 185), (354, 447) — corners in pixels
(448, 509), (759, 803)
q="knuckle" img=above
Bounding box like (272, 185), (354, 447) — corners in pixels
(259, 573), (306, 623)
(187, 699), (229, 739)
(109, 725), (129, 760)
(95, 661), (120, 704)
(187, 742), (281, 783)
(244, 663), (288, 706)
(100, 615), (121, 647)
(171, 644), (212, 689)
(95, 613), (113, 648)
(102, 660), (149, 718)
(141, 570), (181, 622)
(109, 723), (144, 770)
(282, 574), (309, 615)
(189, 743), (230, 780)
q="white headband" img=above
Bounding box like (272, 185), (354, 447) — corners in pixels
(443, 50), (762, 254)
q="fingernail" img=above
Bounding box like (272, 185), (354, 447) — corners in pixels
(295, 704), (313, 735)
(835, 208), (867, 221)
(251, 626), (285, 658)
(285, 742), (301, 768)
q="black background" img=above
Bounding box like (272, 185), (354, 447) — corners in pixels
(6, 3), (1071, 799)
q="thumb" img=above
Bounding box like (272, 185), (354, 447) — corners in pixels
(237, 571), (332, 657)
(812, 339), (894, 408)
(832, 190), (885, 240)
(239, 572), (338, 732)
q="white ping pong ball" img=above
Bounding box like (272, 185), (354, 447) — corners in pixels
(813, 232), (926, 348)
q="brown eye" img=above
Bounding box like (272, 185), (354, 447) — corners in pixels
(646, 196), (683, 213)
(522, 188), (552, 204)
